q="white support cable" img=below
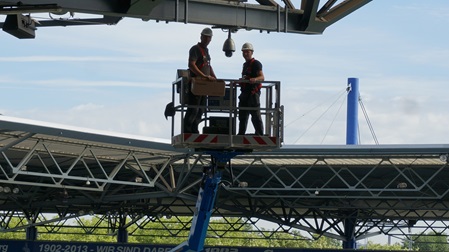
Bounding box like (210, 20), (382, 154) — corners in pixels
(293, 88), (347, 144)
(359, 98), (379, 145)
(285, 88), (347, 128)
(321, 92), (347, 144)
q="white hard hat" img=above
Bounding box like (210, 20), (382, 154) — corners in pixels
(201, 28), (213, 36)
(241, 42), (254, 51)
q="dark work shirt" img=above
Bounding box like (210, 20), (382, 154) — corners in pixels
(189, 43), (211, 77)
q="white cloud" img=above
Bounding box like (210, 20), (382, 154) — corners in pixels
(71, 103), (104, 111)
(0, 55), (174, 63)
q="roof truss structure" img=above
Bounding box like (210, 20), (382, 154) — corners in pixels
(1, 116), (449, 243)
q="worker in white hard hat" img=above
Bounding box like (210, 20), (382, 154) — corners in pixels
(183, 27), (217, 134)
(237, 42), (264, 135)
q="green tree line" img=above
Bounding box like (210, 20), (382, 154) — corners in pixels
(1, 216), (436, 250)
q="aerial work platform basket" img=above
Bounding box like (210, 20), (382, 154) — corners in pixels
(169, 70), (284, 151)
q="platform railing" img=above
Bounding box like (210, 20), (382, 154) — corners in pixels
(170, 75), (283, 149)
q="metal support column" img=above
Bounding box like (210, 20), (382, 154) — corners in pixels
(117, 213), (128, 243)
(117, 227), (128, 243)
(342, 211), (358, 249)
(26, 226), (37, 241)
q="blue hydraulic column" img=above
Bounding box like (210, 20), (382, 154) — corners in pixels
(169, 151), (241, 252)
(346, 78), (359, 145)
(343, 78), (359, 249)
(169, 165), (222, 252)
(187, 168), (222, 251)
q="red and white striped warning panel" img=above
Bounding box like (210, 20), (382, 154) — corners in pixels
(182, 133), (220, 144)
(241, 135), (277, 145)
(172, 133), (279, 150)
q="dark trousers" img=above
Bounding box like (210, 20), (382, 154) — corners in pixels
(238, 91), (263, 135)
(183, 90), (206, 133)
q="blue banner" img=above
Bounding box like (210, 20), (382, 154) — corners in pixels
(0, 240), (397, 252)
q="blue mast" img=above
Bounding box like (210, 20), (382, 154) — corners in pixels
(346, 77), (359, 145)
(343, 77), (359, 250)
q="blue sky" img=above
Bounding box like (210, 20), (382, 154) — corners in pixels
(1, 1), (449, 145)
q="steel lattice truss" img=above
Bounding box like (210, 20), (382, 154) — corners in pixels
(1, 116), (449, 243)
(0, 0), (372, 37)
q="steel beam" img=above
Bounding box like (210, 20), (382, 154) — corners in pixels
(0, 0), (372, 35)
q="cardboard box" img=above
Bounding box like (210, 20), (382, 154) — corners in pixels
(191, 78), (225, 96)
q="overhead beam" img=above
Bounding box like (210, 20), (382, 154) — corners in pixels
(33, 16), (123, 27)
(0, 0), (372, 35)
(298, 0), (320, 32)
(318, 0), (372, 26)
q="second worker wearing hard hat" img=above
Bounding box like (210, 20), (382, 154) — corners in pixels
(183, 27), (217, 134)
(238, 42), (264, 136)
